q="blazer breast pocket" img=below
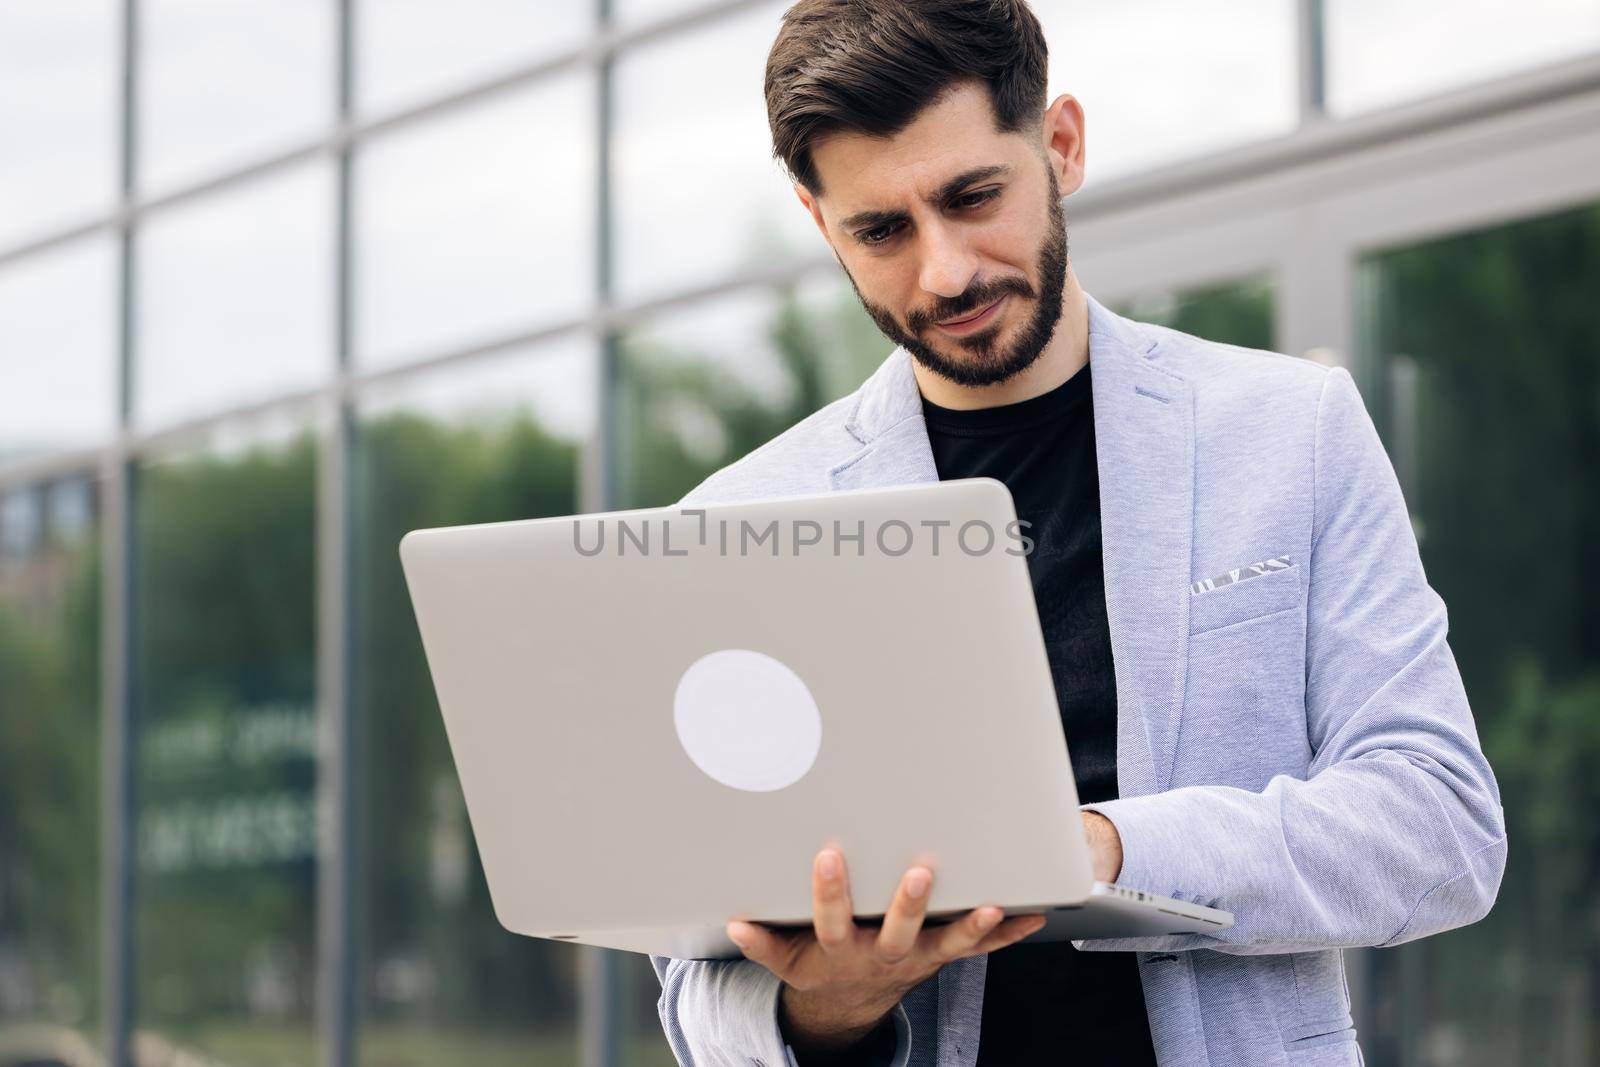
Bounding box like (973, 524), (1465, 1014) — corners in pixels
(1179, 560), (1310, 787)
(1188, 560), (1302, 635)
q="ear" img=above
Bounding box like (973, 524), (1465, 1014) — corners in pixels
(1040, 93), (1086, 197)
(795, 182), (833, 247)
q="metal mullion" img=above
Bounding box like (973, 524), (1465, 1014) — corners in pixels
(100, 0), (139, 1063)
(592, 0), (621, 521)
(1296, 0), (1327, 126)
(0, 446), (120, 494)
(313, 404), (354, 1067)
(1281, 227), (1356, 369)
(98, 447), (133, 1067)
(316, 0), (358, 1064)
(577, 0), (626, 1061)
(98, 442), (133, 1067)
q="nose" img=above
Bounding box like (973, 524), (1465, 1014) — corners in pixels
(916, 219), (979, 300)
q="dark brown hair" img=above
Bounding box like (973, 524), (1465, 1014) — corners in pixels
(764, 0), (1049, 194)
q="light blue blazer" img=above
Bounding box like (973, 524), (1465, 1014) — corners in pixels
(651, 294), (1506, 1067)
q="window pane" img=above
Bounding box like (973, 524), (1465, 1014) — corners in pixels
(1327, 0), (1600, 116)
(355, 74), (595, 369)
(0, 475), (101, 1059)
(132, 426), (318, 1065)
(1034, 0), (1297, 183)
(1115, 276), (1276, 350)
(135, 163), (333, 428)
(351, 341), (594, 1065)
(612, 1), (816, 302)
(0, 237), (117, 466)
(614, 273), (887, 508)
(1355, 201), (1600, 1065)
(356, 0), (592, 116)
(139, 0), (334, 193)
(612, 0), (714, 26)
(0, 1), (118, 248)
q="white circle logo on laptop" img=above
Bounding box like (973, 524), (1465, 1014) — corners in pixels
(673, 649), (822, 792)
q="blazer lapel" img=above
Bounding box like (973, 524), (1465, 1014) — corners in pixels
(826, 297), (1196, 799)
(827, 347), (939, 492)
(1086, 296), (1195, 798)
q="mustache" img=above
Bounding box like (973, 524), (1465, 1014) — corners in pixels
(905, 275), (1036, 334)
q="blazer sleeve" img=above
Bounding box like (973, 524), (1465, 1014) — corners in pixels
(1073, 366), (1507, 955)
(650, 955), (913, 1066)
(650, 955), (793, 1066)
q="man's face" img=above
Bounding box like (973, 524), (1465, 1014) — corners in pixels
(801, 81), (1069, 388)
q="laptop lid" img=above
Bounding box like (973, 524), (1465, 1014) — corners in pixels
(399, 478), (1096, 941)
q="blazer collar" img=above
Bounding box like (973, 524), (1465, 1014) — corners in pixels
(829, 293), (1195, 797)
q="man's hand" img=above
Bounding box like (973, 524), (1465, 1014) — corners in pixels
(725, 849), (1046, 1056)
(1083, 810), (1123, 883)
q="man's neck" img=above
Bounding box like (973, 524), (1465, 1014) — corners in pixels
(910, 269), (1089, 411)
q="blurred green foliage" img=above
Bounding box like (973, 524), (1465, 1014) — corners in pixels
(351, 409), (583, 1043)
(132, 438), (319, 1062)
(1360, 202), (1600, 1066)
(615, 285), (887, 509)
(0, 534), (100, 1034)
(1115, 277), (1276, 353)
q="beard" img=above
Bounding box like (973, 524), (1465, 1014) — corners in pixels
(843, 169), (1068, 388)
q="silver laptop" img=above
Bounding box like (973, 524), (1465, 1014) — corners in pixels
(399, 477), (1233, 960)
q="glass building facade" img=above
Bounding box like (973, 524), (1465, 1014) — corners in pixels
(1, 2), (1598, 1065)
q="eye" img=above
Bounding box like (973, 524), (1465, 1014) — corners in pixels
(860, 222), (903, 246)
(954, 187), (1001, 210)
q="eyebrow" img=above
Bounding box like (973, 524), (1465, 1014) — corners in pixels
(839, 164), (1014, 233)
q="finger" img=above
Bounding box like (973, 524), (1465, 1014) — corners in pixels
(726, 920), (794, 973)
(968, 914), (1048, 956)
(811, 848), (856, 952)
(929, 904), (1007, 961)
(873, 866), (933, 962)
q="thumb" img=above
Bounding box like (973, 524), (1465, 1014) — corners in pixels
(726, 920), (788, 974)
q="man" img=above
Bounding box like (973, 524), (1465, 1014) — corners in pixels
(651, 2), (1507, 1064)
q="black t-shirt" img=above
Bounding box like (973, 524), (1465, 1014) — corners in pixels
(921, 363), (1157, 1066)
